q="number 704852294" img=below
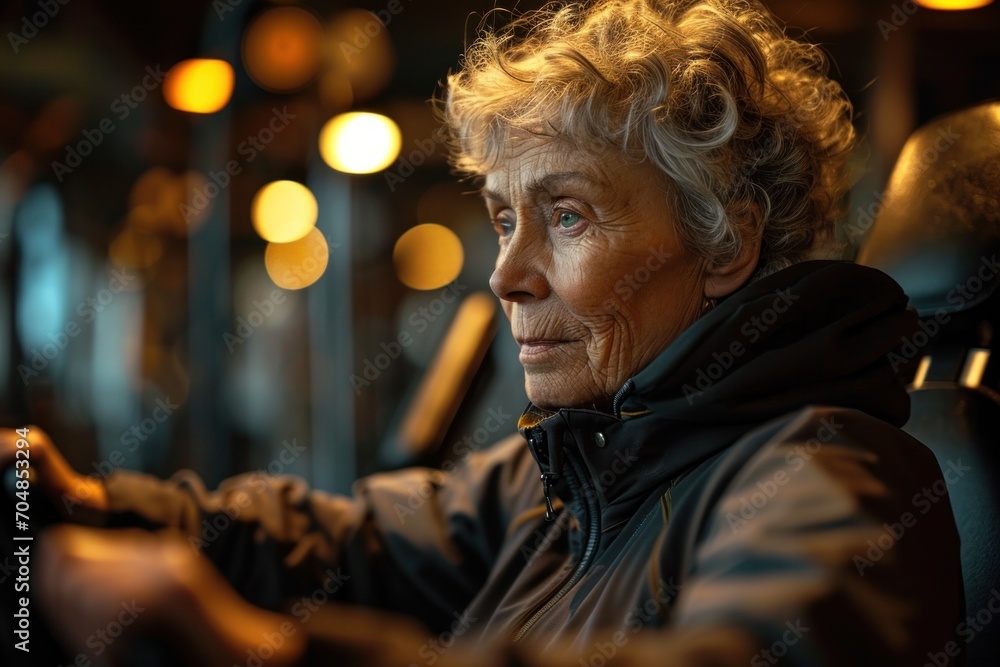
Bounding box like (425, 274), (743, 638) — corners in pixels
(13, 427), (31, 533)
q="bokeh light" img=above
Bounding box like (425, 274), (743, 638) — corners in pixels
(109, 227), (164, 269)
(325, 10), (396, 102)
(251, 181), (318, 243)
(318, 72), (354, 115)
(264, 227), (330, 290)
(243, 6), (324, 92)
(393, 224), (464, 290)
(163, 59), (234, 113)
(915, 0), (992, 8)
(129, 168), (172, 210)
(319, 112), (401, 174)
(127, 168), (209, 235)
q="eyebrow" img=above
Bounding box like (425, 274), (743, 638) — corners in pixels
(480, 171), (607, 204)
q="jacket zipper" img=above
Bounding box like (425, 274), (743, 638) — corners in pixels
(540, 471), (558, 521)
(513, 453), (601, 643)
(527, 426), (565, 522)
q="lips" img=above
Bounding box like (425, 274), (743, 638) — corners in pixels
(516, 337), (572, 346)
(516, 337), (577, 362)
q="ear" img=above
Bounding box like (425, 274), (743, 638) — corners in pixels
(703, 208), (762, 298)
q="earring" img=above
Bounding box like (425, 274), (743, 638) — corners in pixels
(702, 296), (717, 314)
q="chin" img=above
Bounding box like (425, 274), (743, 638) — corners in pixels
(524, 376), (609, 412)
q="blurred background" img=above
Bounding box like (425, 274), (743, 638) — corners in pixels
(0, 0), (998, 491)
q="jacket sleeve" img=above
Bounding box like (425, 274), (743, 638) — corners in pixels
(100, 433), (539, 633)
(292, 407), (963, 667)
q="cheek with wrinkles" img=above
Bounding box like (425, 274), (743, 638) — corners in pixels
(582, 313), (641, 382)
(545, 256), (647, 387)
(552, 249), (662, 321)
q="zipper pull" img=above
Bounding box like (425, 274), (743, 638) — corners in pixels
(540, 472), (558, 521)
(526, 426), (563, 522)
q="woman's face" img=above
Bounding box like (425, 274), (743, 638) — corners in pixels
(484, 136), (707, 411)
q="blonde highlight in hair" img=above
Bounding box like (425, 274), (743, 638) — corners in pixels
(439, 0), (856, 277)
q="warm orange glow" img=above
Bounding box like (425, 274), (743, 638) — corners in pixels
(163, 59), (234, 114)
(110, 227), (163, 269)
(916, 0), (993, 8)
(911, 356), (931, 390)
(959, 349), (991, 388)
(129, 168), (172, 209)
(393, 224), (464, 290)
(319, 112), (401, 174)
(319, 72), (354, 115)
(251, 181), (318, 243)
(325, 10), (396, 102)
(397, 292), (498, 453)
(127, 169), (210, 235)
(264, 227), (330, 290)
(243, 6), (323, 92)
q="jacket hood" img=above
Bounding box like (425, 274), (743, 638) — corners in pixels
(615, 259), (918, 427)
(516, 260), (919, 522)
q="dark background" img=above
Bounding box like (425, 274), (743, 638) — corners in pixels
(0, 0), (998, 491)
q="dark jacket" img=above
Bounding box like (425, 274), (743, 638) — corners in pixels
(102, 260), (963, 666)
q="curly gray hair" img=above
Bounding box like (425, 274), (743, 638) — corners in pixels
(440, 0), (856, 279)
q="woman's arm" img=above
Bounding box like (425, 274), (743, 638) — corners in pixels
(34, 525), (307, 666)
(22, 408), (963, 667)
(4, 427), (538, 633)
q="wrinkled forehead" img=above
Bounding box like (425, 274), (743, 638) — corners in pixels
(481, 131), (618, 197)
(480, 129), (673, 208)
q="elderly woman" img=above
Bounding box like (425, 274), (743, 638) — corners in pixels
(1, 1), (961, 665)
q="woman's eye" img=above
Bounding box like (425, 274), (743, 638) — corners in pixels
(492, 218), (513, 237)
(557, 210), (582, 228)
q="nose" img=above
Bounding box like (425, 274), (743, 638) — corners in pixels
(489, 226), (550, 304)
